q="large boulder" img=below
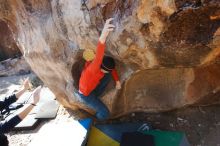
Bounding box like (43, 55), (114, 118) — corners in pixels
(0, 0), (219, 117)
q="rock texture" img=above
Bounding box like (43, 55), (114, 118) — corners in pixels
(0, 57), (31, 77)
(0, 19), (21, 61)
(0, 0), (219, 117)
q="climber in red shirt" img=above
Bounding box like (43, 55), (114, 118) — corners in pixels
(78, 18), (121, 120)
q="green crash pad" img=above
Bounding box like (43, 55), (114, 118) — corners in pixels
(143, 130), (190, 146)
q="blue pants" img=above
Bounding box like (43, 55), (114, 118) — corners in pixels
(78, 73), (111, 120)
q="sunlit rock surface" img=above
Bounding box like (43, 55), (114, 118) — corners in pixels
(0, 0), (219, 117)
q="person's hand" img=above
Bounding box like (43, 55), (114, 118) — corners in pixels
(99, 18), (115, 44)
(22, 78), (31, 90)
(32, 86), (42, 104)
(116, 81), (121, 90)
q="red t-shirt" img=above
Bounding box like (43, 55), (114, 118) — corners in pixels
(79, 41), (119, 96)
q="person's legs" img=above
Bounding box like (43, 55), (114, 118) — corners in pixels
(78, 92), (109, 120)
(93, 73), (111, 98)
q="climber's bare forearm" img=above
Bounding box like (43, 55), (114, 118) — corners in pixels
(99, 18), (115, 44)
(99, 36), (106, 44)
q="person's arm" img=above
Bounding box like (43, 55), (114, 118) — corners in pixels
(0, 78), (30, 111)
(0, 86), (41, 134)
(111, 69), (119, 81)
(15, 78), (30, 99)
(0, 105), (36, 133)
(89, 42), (105, 70)
(89, 18), (115, 71)
(111, 69), (121, 90)
(99, 18), (115, 44)
(18, 86), (41, 120)
(15, 87), (26, 100)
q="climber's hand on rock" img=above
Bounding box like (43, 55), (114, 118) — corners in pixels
(99, 18), (115, 44)
(116, 81), (121, 90)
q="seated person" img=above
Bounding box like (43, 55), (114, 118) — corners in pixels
(0, 79), (42, 146)
(77, 18), (121, 120)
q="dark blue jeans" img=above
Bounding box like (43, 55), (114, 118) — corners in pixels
(78, 73), (111, 120)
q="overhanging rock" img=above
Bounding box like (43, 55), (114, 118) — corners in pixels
(0, 0), (219, 117)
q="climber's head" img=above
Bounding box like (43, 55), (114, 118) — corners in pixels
(101, 56), (115, 73)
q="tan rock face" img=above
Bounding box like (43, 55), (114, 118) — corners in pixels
(0, 19), (21, 61)
(0, 0), (219, 117)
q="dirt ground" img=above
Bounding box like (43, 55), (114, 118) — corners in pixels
(1, 74), (220, 146)
(112, 106), (220, 146)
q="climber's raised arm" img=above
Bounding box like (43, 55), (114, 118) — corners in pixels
(99, 18), (115, 44)
(89, 18), (115, 71)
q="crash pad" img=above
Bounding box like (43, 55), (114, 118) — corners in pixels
(28, 118), (92, 146)
(12, 87), (58, 130)
(35, 100), (59, 119)
(87, 122), (151, 146)
(87, 126), (120, 146)
(79, 118), (93, 130)
(15, 114), (39, 130)
(120, 132), (155, 146)
(143, 130), (190, 146)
